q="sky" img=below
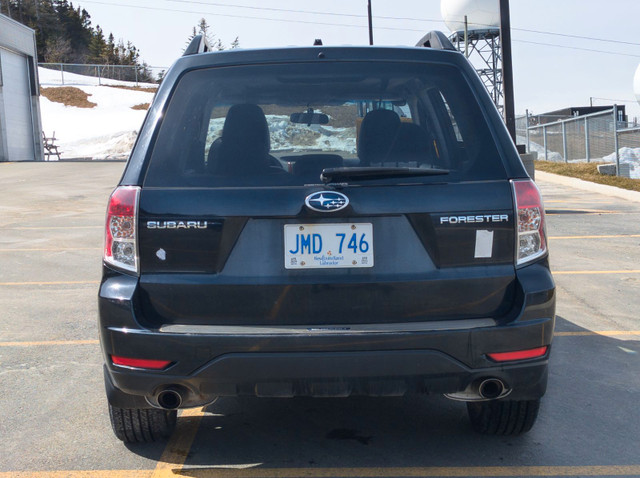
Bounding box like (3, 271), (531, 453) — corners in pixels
(75, 0), (640, 120)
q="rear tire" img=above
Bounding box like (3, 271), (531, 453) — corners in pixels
(108, 403), (177, 443)
(467, 399), (540, 435)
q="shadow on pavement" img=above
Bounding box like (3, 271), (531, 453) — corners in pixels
(126, 315), (639, 473)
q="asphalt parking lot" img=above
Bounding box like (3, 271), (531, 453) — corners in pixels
(0, 162), (639, 478)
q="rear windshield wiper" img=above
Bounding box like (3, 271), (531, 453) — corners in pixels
(321, 166), (449, 183)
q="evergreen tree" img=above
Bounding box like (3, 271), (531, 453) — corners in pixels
(2, 1), (166, 83)
(185, 18), (239, 52)
(88, 24), (105, 63)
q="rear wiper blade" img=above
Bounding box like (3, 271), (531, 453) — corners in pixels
(321, 166), (449, 183)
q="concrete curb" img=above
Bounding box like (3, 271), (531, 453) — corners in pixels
(535, 170), (640, 204)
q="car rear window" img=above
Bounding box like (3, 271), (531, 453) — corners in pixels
(144, 61), (506, 188)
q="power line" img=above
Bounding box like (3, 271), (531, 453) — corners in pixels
(591, 97), (638, 104)
(163, 0), (640, 47)
(514, 39), (640, 58)
(79, 0), (640, 58)
(78, 0), (425, 32)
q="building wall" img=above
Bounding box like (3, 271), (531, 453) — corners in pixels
(0, 14), (43, 161)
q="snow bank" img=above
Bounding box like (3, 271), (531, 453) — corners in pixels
(206, 115), (357, 155)
(603, 147), (640, 179)
(517, 136), (563, 162)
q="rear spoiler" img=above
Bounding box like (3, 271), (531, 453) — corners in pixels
(183, 35), (212, 56)
(415, 31), (456, 51)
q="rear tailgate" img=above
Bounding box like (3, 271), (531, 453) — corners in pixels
(136, 180), (516, 327)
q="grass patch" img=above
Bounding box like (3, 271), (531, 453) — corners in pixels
(41, 87), (97, 108)
(535, 160), (640, 192)
(132, 103), (150, 110)
(107, 85), (157, 93)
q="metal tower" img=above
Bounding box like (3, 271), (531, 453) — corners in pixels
(449, 29), (503, 115)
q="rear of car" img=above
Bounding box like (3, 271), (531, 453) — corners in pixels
(99, 43), (555, 442)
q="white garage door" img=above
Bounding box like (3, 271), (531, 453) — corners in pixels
(1, 48), (35, 161)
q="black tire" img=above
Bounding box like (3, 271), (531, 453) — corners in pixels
(467, 399), (540, 435)
(108, 403), (177, 443)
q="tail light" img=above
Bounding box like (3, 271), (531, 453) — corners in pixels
(512, 179), (547, 266)
(104, 186), (140, 274)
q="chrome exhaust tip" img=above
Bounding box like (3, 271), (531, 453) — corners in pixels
(444, 378), (511, 402)
(478, 378), (505, 399)
(156, 387), (183, 410)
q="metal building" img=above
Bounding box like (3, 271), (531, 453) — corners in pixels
(0, 13), (43, 161)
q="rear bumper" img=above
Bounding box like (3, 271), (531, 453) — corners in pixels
(99, 262), (555, 408)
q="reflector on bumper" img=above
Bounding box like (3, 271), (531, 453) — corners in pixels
(487, 346), (548, 362)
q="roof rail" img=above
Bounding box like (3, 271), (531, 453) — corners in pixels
(183, 35), (212, 56)
(415, 31), (456, 51)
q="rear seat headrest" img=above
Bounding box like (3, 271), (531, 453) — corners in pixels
(357, 109), (401, 165)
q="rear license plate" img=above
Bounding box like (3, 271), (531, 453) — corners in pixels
(284, 223), (374, 269)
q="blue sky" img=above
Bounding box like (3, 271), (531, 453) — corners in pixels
(78, 0), (640, 120)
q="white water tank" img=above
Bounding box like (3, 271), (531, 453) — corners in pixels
(634, 63), (640, 107)
(441, 0), (500, 33)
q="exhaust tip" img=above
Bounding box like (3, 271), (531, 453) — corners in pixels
(478, 378), (505, 400)
(157, 388), (183, 410)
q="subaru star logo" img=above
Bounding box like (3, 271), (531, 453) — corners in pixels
(305, 191), (349, 212)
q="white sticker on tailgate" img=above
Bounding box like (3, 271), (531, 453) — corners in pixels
(474, 229), (494, 258)
(284, 223), (374, 269)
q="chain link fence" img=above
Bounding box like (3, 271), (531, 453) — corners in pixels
(517, 108), (640, 179)
(38, 63), (168, 86)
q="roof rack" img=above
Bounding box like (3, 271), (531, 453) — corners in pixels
(183, 34), (212, 56)
(415, 31), (456, 51)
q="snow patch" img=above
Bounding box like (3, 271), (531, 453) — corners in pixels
(603, 147), (640, 179)
(39, 67), (154, 160)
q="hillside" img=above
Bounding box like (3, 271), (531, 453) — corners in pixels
(38, 67), (155, 159)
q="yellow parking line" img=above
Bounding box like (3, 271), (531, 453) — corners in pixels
(2, 331), (637, 348)
(0, 281), (100, 286)
(2, 226), (102, 230)
(4, 465), (640, 477)
(151, 407), (206, 478)
(0, 472), (151, 478)
(0, 248), (101, 252)
(0, 340), (99, 347)
(172, 465), (640, 477)
(549, 234), (640, 240)
(545, 211), (625, 216)
(553, 270), (640, 275)
(545, 200), (614, 204)
(555, 331), (640, 337)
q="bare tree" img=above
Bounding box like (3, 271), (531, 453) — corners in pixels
(44, 36), (73, 63)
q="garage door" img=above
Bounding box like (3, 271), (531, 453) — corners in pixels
(1, 48), (35, 161)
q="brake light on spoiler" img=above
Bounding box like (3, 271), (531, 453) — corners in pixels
(512, 179), (547, 266)
(104, 186), (140, 274)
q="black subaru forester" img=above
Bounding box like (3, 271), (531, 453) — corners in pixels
(99, 33), (555, 442)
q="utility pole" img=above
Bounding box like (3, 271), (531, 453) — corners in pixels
(367, 0), (374, 45)
(464, 15), (468, 58)
(499, 0), (516, 143)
